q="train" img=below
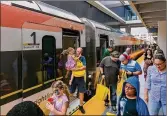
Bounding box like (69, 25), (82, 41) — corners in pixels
(0, 1), (145, 115)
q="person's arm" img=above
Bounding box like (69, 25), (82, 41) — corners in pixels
(45, 57), (53, 66)
(69, 74), (74, 85)
(134, 62), (142, 75)
(99, 58), (105, 74)
(72, 55), (78, 61)
(132, 71), (142, 76)
(117, 69), (121, 82)
(71, 56), (86, 71)
(144, 67), (152, 103)
(46, 102), (68, 115)
(99, 58), (106, 79)
(127, 61), (142, 76)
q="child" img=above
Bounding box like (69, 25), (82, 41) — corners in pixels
(65, 47), (78, 85)
(46, 80), (70, 115)
(117, 76), (149, 116)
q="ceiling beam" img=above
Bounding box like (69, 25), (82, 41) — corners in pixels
(104, 22), (121, 26)
(147, 25), (158, 28)
(128, 1), (147, 27)
(146, 23), (158, 26)
(144, 17), (166, 23)
(141, 11), (166, 19)
(138, 1), (166, 13)
(86, 1), (126, 24)
(146, 22), (158, 27)
(120, 24), (144, 28)
(146, 22), (158, 25)
(133, 0), (160, 5)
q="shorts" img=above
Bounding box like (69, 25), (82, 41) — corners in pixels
(70, 77), (86, 93)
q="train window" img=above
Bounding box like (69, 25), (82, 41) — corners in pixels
(120, 46), (124, 53)
(115, 46), (119, 52)
(0, 51), (22, 96)
(55, 49), (64, 78)
(123, 46), (126, 53)
(110, 40), (114, 47)
(23, 50), (41, 89)
(96, 47), (101, 64)
(42, 36), (56, 82)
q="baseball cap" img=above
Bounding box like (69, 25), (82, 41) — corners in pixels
(119, 53), (129, 62)
(111, 51), (120, 58)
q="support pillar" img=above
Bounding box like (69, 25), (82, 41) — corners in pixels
(125, 26), (131, 34)
(158, 21), (166, 58)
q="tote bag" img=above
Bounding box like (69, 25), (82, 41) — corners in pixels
(95, 77), (109, 101)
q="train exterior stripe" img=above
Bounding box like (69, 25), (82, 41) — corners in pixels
(1, 3), (84, 31)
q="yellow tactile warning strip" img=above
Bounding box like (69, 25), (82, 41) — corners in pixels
(72, 55), (144, 115)
(130, 49), (144, 59)
(106, 112), (116, 115)
(72, 96), (106, 115)
(136, 55), (144, 64)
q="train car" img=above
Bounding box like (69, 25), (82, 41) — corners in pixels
(114, 30), (141, 53)
(0, 1), (86, 115)
(80, 18), (115, 89)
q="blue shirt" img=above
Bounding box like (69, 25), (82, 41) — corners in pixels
(79, 56), (86, 66)
(120, 60), (142, 78)
(145, 65), (166, 105)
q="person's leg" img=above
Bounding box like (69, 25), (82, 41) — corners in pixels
(77, 77), (86, 114)
(79, 92), (84, 106)
(110, 84), (117, 106)
(161, 103), (166, 115)
(65, 70), (69, 79)
(69, 77), (77, 94)
(104, 76), (109, 106)
(148, 100), (161, 115)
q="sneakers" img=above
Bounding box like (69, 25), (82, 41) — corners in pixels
(108, 106), (117, 114)
(112, 106), (117, 111)
(105, 102), (109, 107)
(79, 106), (85, 114)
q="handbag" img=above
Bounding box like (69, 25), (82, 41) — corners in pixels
(95, 77), (109, 101)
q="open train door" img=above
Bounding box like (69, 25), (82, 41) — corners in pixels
(99, 34), (109, 60)
(21, 22), (61, 114)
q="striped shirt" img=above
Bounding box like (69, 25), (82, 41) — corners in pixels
(120, 59), (142, 78)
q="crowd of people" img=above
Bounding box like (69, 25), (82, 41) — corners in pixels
(99, 44), (166, 115)
(6, 44), (166, 116)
